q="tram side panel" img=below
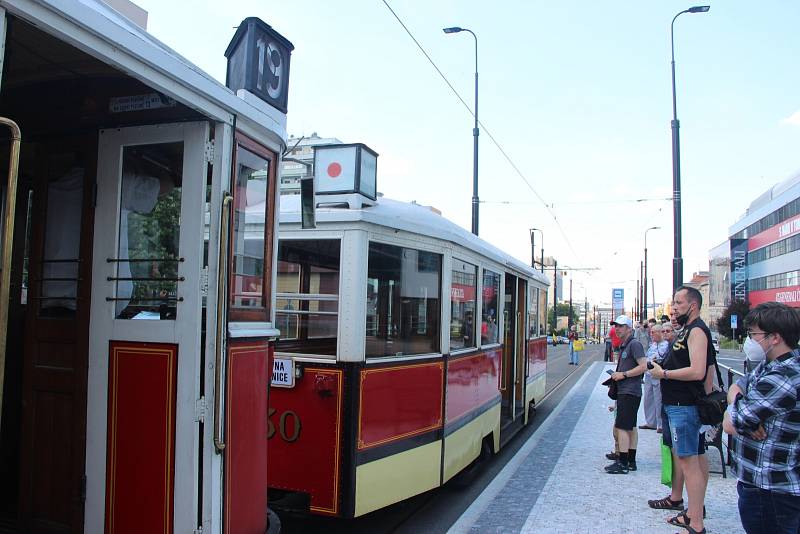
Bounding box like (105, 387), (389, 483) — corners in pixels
(442, 349), (502, 482)
(353, 360), (444, 517)
(268, 364), (345, 516)
(525, 337), (548, 411)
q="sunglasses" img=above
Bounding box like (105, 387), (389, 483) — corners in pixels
(747, 331), (771, 339)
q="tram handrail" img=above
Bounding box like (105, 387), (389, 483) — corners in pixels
(0, 117), (21, 432)
(213, 193), (233, 453)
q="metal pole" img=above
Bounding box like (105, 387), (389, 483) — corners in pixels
(641, 260), (645, 320)
(644, 245), (648, 320)
(530, 230), (535, 269)
(568, 278), (573, 330)
(553, 259), (558, 333)
(584, 297), (588, 338)
(652, 278), (656, 319)
(469, 30), (479, 236)
(670, 10), (690, 291)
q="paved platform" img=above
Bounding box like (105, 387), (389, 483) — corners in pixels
(449, 362), (743, 533)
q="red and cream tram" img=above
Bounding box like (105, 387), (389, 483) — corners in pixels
(268, 146), (550, 517)
(0, 3), (290, 533)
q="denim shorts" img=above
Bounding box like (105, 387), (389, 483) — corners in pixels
(662, 405), (704, 457)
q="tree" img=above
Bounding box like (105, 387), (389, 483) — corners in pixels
(716, 300), (750, 342)
(547, 302), (579, 331)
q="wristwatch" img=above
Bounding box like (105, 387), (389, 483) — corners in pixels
(663, 369), (668, 379)
(622, 371), (628, 379)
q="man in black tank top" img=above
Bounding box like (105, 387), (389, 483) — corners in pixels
(650, 286), (710, 533)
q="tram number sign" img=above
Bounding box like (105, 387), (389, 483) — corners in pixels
(272, 358), (294, 388)
(267, 408), (301, 443)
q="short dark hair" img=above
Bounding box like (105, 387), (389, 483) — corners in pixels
(661, 314), (669, 323)
(744, 302), (800, 349)
(675, 285), (703, 309)
(648, 318), (657, 324)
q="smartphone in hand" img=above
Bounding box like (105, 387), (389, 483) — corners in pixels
(647, 362), (654, 370)
(606, 369), (614, 375)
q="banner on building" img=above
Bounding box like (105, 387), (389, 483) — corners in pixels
(730, 238), (748, 302)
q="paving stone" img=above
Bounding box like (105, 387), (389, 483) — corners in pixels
(451, 362), (744, 534)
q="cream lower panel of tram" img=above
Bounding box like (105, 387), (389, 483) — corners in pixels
(354, 440), (442, 517)
(442, 403), (501, 483)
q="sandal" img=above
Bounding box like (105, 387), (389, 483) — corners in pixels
(667, 511), (691, 529)
(648, 495), (684, 510)
(683, 526), (706, 534)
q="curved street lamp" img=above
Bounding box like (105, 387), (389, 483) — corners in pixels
(443, 26), (480, 236)
(670, 5), (710, 291)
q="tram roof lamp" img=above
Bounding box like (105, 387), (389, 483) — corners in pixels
(443, 27), (463, 33)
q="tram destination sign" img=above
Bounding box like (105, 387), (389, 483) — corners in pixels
(272, 358), (295, 388)
(225, 17), (294, 113)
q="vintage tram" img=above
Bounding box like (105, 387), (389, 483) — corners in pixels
(0, 2), (290, 533)
(268, 148), (550, 517)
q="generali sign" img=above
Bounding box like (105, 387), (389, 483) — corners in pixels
(749, 285), (800, 307)
(748, 213), (800, 251)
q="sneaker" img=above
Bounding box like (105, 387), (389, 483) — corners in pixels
(605, 452), (618, 461)
(605, 462), (628, 474)
(628, 461), (637, 471)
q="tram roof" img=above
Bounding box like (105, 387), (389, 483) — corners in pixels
(279, 194), (550, 286)
(4, 0), (287, 148)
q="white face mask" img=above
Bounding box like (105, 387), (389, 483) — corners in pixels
(743, 336), (766, 362)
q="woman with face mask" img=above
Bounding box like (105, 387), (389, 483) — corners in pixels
(723, 302), (800, 534)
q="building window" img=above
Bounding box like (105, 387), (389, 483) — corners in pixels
(365, 242), (441, 358)
(450, 259), (477, 351)
(276, 239), (340, 356)
(481, 269), (500, 345)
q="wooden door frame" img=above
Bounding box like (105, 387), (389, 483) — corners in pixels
(16, 135), (96, 532)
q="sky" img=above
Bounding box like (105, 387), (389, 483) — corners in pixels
(134, 0), (800, 312)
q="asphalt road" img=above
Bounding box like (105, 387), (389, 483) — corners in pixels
(278, 344), (606, 533)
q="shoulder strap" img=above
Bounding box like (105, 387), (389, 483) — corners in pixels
(713, 362), (725, 391)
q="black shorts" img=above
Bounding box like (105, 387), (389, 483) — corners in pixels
(615, 394), (641, 431)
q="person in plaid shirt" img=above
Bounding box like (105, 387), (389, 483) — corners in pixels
(723, 302), (800, 534)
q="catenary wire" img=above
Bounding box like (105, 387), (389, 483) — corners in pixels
(380, 0), (581, 262)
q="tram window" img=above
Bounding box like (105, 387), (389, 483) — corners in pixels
(230, 146), (271, 317)
(115, 143), (183, 320)
(365, 242), (441, 358)
(481, 269), (500, 345)
(40, 164), (84, 317)
(276, 239), (340, 356)
(528, 287), (539, 338)
(539, 287), (548, 335)
(450, 259), (477, 351)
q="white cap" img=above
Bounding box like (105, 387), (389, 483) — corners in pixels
(612, 314), (632, 328)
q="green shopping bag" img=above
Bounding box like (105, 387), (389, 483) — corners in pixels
(661, 443), (672, 487)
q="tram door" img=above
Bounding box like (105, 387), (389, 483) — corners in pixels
(11, 138), (95, 533)
(86, 123), (208, 533)
(514, 279), (527, 415)
(501, 274), (517, 423)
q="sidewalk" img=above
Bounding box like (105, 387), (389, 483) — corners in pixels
(449, 362), (743, 533)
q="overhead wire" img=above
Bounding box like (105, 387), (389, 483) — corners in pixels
(380, 0), (581, 261)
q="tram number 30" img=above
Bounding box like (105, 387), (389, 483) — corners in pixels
(267, 408), (301, 443)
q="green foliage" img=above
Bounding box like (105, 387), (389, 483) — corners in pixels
(547, 302), (580, 329)
(127, 188), (181, 303)
(715, 300), (750, 342)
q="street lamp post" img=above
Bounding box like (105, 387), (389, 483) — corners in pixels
(443, 26), (479, 235)
(529, 228), (544, 273)
(644, 226), (661, 320)
(670, 5), (710, 291)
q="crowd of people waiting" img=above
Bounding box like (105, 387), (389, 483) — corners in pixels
(601, 285), (800, 534)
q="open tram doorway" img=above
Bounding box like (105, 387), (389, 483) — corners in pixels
(0, 14), (207, 533)
(500, 274), (527, 434)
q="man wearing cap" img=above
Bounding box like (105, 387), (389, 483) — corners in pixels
(606, 314), (648, 474)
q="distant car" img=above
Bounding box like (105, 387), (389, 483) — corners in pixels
(560, 336), (569, 344)
(711, 334), (720, 353)
(547, 337), (554, 345)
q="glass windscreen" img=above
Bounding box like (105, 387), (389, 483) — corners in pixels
(115, 143), (183, 320)
(450, 259), (477, 351)
(481, 269), (500, 344)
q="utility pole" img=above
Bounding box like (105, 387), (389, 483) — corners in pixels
(552, 259), (557, 334)
(584, 297), (588, 338)
(568, 278), (573, 330)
